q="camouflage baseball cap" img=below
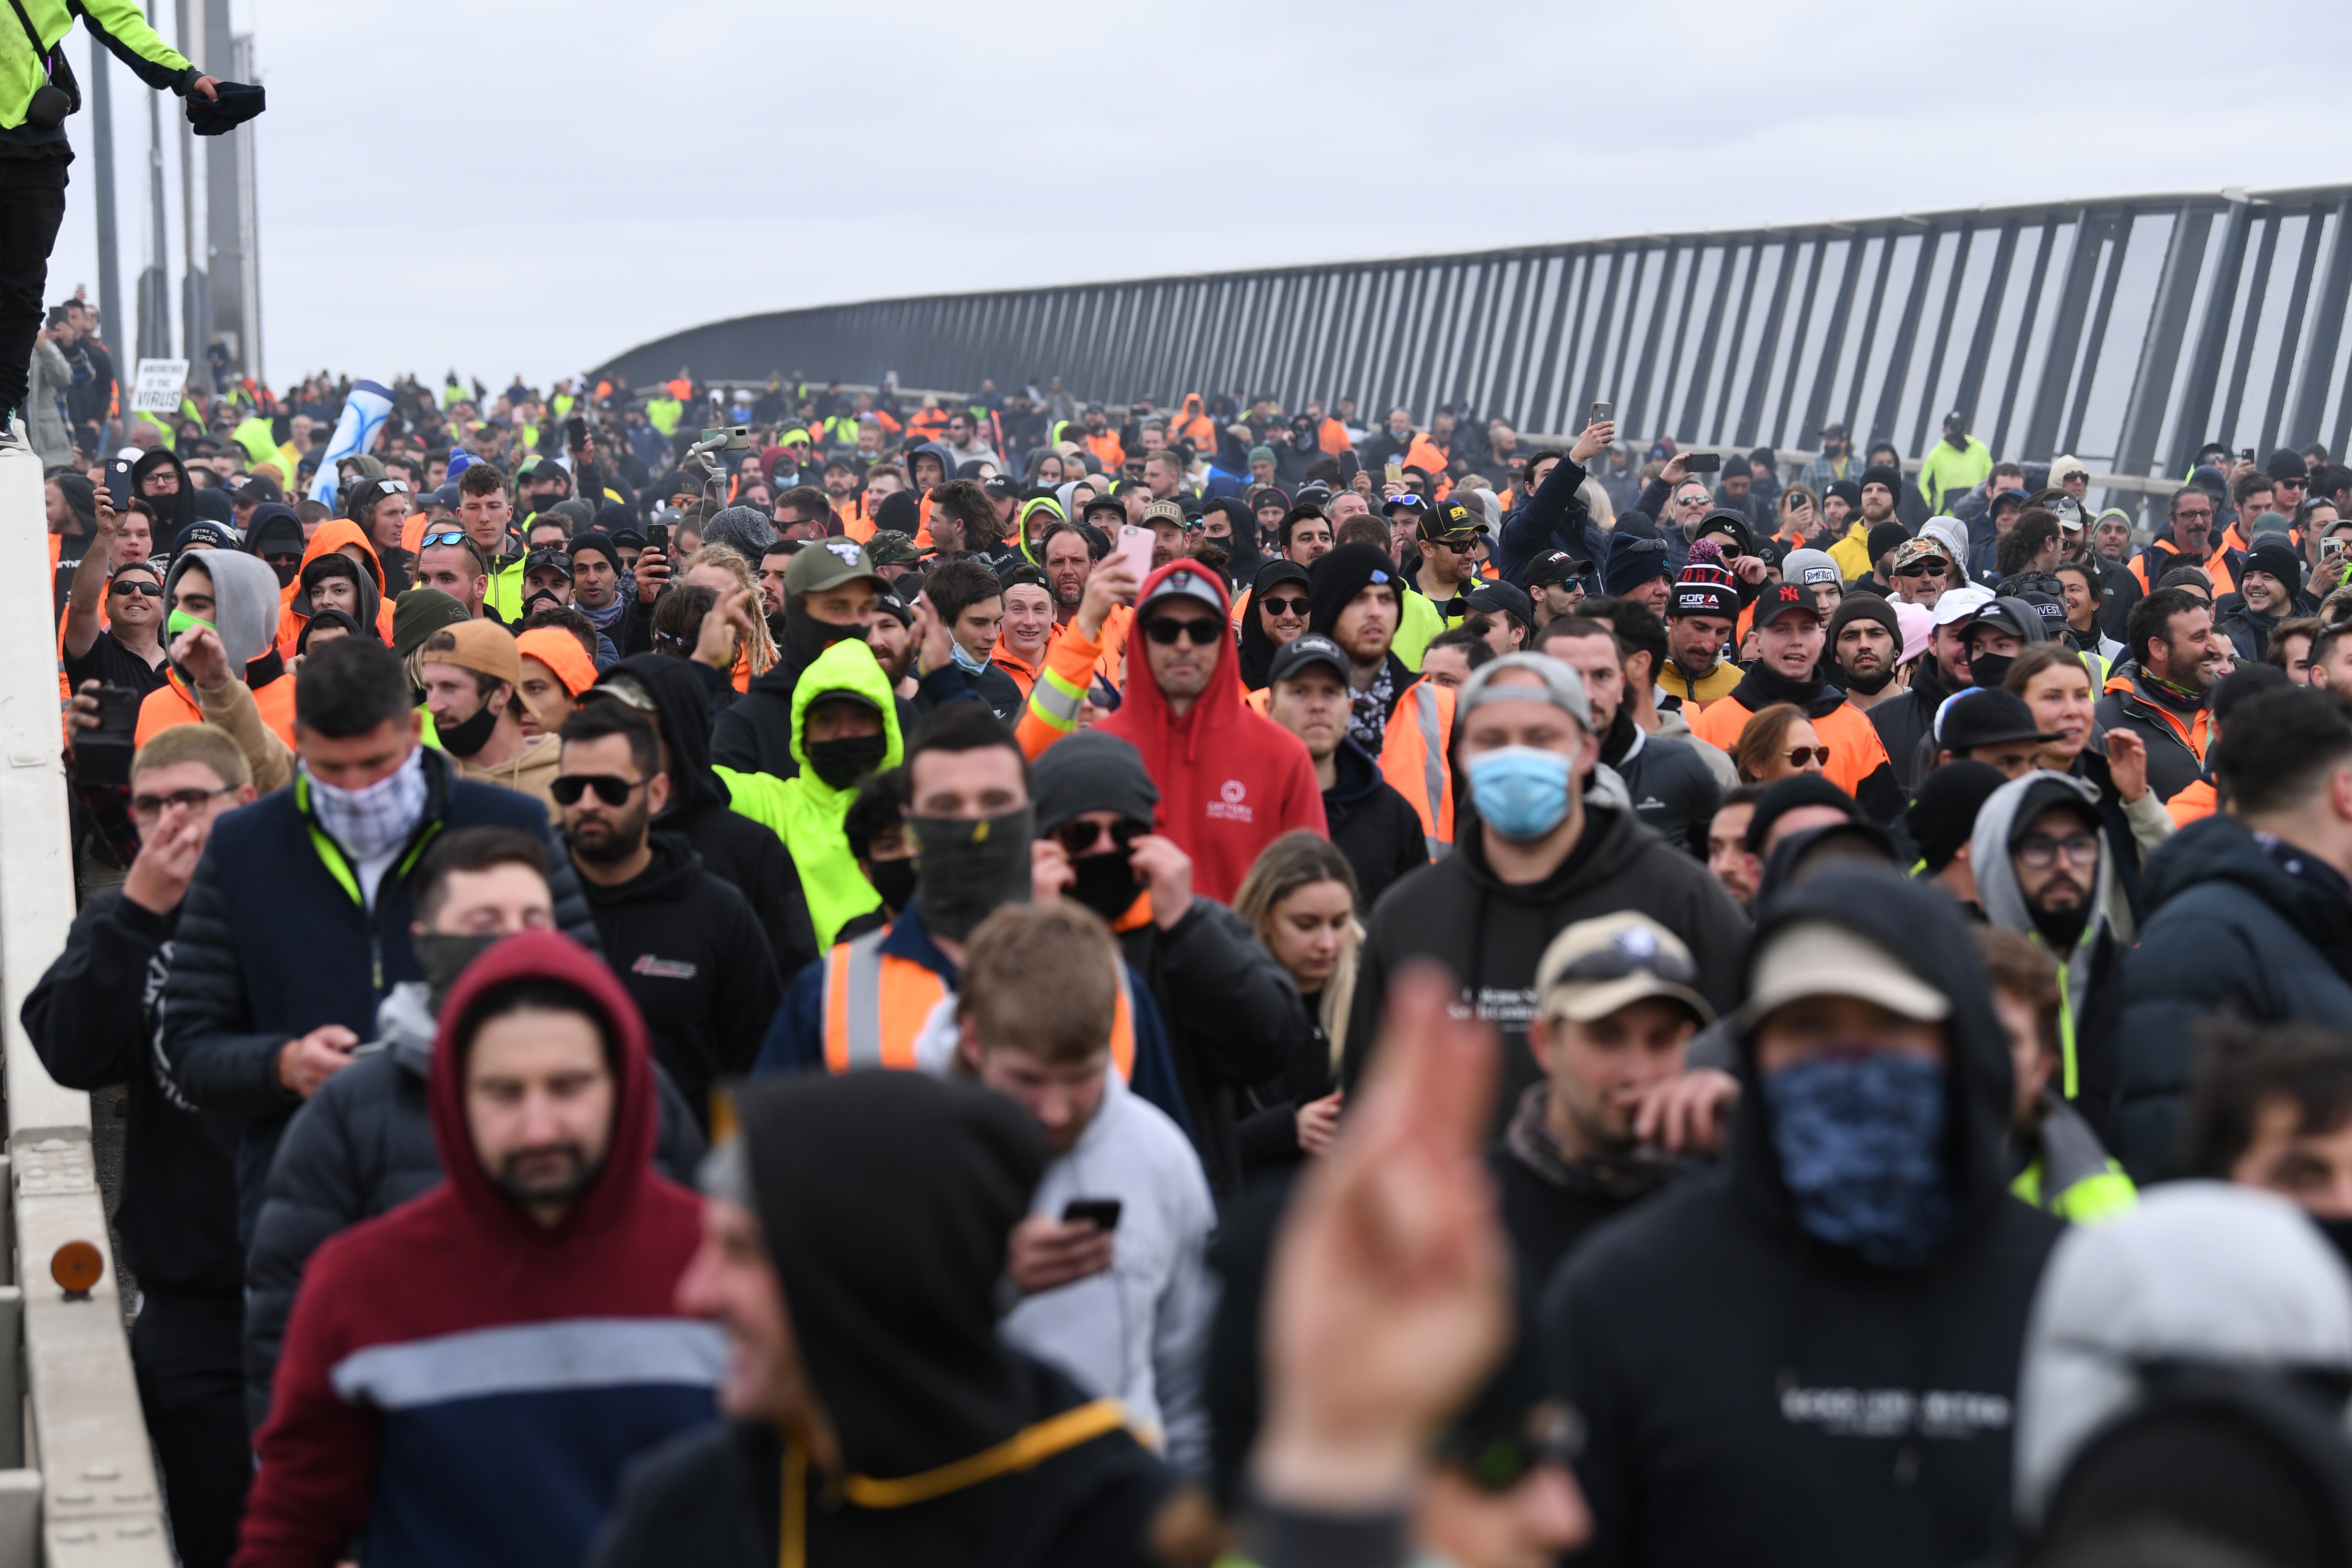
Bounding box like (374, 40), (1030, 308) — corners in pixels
(865, 530), (920, 565)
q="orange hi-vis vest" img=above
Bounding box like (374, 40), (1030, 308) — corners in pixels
(820, 927), (1137, 1076)
(1379, 677), (1455, 856)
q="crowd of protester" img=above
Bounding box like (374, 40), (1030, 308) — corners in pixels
(23, 318), (2352, 1568)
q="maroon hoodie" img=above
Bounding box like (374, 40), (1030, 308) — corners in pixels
(1098, 559), (1327, 903)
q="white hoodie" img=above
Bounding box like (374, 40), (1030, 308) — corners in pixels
(997, 1068), (1218, 1477)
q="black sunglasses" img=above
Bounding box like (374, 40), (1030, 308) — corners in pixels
(1893, 560), (1949, 578)
(549, 773), (650, 806)
(1554, 935), (1698, 988)
(1259, 594), (1311, 616)
(109, 578), (163, 597)
(1054, 818), (1148, 857)
(1143, 616), (1223, 646)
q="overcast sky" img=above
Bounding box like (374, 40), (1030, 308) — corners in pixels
(47, 0), (2352, 392)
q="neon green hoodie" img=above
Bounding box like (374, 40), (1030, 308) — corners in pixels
(714, 638), (904, 947)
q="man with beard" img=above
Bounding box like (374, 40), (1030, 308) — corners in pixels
(1689, 583), (1904, 820)
(1867, 585), (1993, 795)
(1825, 596), (1907, 716)
(1261, 635), (1429, 907)
(1041, 520), (1100, 629)
(2094, 587), (2219, 804)
(2129, 486), (2236, 598)
(710, 540), (905, 778)
(558, 701), (779, 1130)
(1889, 538), (1955, 611)
(568, 531), (629, 646)
(1828, 464), (1908, 582)
(1972, 773), (2128, 1152)
(420, 621), (562, 821)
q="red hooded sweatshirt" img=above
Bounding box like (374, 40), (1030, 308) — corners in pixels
(1097, 560), (1327, 903)
(236, 932), (718, 1568)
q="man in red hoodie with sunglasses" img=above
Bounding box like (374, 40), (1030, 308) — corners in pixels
(1095, 561), (1327, 903)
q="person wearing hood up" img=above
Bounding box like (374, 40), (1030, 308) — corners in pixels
(588, 1070), (1173, 1568)
(418, 620), (564, 821)
(1972, 927), (2134, 1226)
(1261, 635), (1430, 909)
(587, 656), (819, 981)
(1343, 653), (1746, 1133)
(2010, 1183), (2352, 1564)
(1028, 729), (1311, 1200)
(1236, 556), (1311, 692)
(247, 502), (307, 589)
(2114, 686), (2352, 1182)
(242, 828), (709, 1431)
(140, 544), (301, 748)
(235, 931), (726, 1568)
(710, 539), (911, 778)
(1547, 868), (2063, 1568)
(133, 445), (198, 534)
(556, 701), (780, 1133)
(1093, 559), (1327, 903)
(276, 515), (395, 657)
(1687, 581), (1904, 820)
(715, 637), (904, 948)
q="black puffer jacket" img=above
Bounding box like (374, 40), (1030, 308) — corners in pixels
(600, 655), (818, 980)
(239, 981), (708, 1426)
(2114, 815), (2352, 1182)
(1601, 708), (1724, 856)
(1546, 872), (2063, 1568)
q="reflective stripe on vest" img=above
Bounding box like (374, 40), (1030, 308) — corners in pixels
(822, 928), (1138, 1077)
(1378, 678), (1455, 858)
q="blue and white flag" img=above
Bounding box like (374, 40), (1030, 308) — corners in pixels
(307, 380), (396, 511)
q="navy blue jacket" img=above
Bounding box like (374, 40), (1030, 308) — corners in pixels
(160, 748), (596, 1239)
(1494, 454), (1598, 586)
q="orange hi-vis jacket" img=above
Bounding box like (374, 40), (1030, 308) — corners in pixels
(819, 925), (1137, 1077)
(136, 667), (298, 750)
(1017, 607), (1134, 760)
(1687, 689), (1894, 803)
(1085, 430), (1127, 471)
(2128, 537), (2238, 598)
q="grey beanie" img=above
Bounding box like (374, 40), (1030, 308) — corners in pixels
(703, 505), (778, 563)
(1029, 730), (1162, 836)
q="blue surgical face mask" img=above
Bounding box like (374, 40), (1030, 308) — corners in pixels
(1760, 1050), (1958, 1268)
(1466, 746), (1573, 841)
(948, 639), (989, 677)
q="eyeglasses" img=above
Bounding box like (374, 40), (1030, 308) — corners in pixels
(549, 773), (650, 806)
(129, 785), (236, 821)
(2015, 831), (2099, 869)
(1785, 746), (1832, 768)
(1143, 616), (1223, 646)
(2173, 506), (2214, 522)
(1259, 595), (1311, 617)
(108, 579), (163, 597)
(1054, 818), (1148, 857)
(1893, 560), (1949, 578)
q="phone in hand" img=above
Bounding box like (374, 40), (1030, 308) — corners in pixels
(1062, 1198), (1122, 1232)
(74, 685), (141, 787)
(104, 458), (135, 510)
(1337, 449), (1361, 484)
(1591, 401), (1614, 424)
(567, 415), (589, 450)
(1684, 452), (1722, 474)
(645, 522), (670, 556)
(1114, 524), (1155, 583)
(1384, 462), (1404, 486)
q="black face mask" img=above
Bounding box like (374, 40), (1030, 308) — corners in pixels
(783, 603), (867, 671)
(1067, 851), (1144, 923)
(807, 733), (889, 790)
(523, 588), (566, 620)
(864, 855), (917, 916)
(436, 697), (501, 758)
(1842, 664), (1898, 696)
(1969, 650), (2015, 693)
(413, 931), (503, 1011)
(908, 806), (1035, 941)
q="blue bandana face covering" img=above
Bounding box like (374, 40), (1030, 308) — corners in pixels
(1761, 1051), (1958, 1268)
(1467, 746), (1573, 841)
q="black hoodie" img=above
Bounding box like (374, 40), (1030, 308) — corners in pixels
(1237, 558), (1310, 692)
(572, 831), (782, 1131)
(130, 447), (197, 534)
(1320, 735), (1429, 910)
(2115, 815), (2352, 1182)
(599, 655), (819, 980)
(710, 602), (922, 779)
(589, 1072), (1170, 1568)
(1341, 802), (1748, 1132)
(1545, 871), (2063, 1568)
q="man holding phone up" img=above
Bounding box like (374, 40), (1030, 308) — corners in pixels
(957, 901), (1216, 1478)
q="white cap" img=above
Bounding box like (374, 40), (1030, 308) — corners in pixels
(1931, 585), (1997, 629)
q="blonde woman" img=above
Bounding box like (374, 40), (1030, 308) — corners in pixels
(677, 543), (778, 685)
(1233, 832), (1360, 1176)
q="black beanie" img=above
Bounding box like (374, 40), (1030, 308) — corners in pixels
(1029, 730), (1161, 835)
(1826, 478), (1862, 512)
(1744, 772), (1861, 856)
(1867, 522), (1911, 564)
(1307, 541), (1403, 639)
(1860, 463), (1906, 498)
(568, 529), (622, 575)
(874, 490), (921, 534)
(1903, 759), (2008, 873)
(1827, 591), (1902, 650)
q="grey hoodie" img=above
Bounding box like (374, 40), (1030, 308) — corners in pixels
(1972, 771), (2116, 1019)
(2013, 1181), (2352, 1528)
(163, 544), (286, 671)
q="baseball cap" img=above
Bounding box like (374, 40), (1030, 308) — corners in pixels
(1141, 500), (1189, 530)
(865, 530), (920, 566)
(1267, 633), (1349, 685)
(1931, 585), (1998, 629)
(522, 545), (573, 580)
(1456, 652), (1592, 731)
(1420, 497), (1488, 541)
(1938, 687), (2059, 752)
(1140, 565), (1224, 614)
(1892, 538), (1952, 574)
(1736, 920), (1951, 1032)
(1465, 582), (1533, 625)
(1525, 550), (1591, 588)
(418, 617), (522, 688)
(1081, 494), (1127, 524)
(784, 537), (888, 597)
(983, 475), (1017, 501)
(1536, 913), (1715, 1027)
(1751, 581), (1823, 629)
(2050, 497), (2086, 533)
